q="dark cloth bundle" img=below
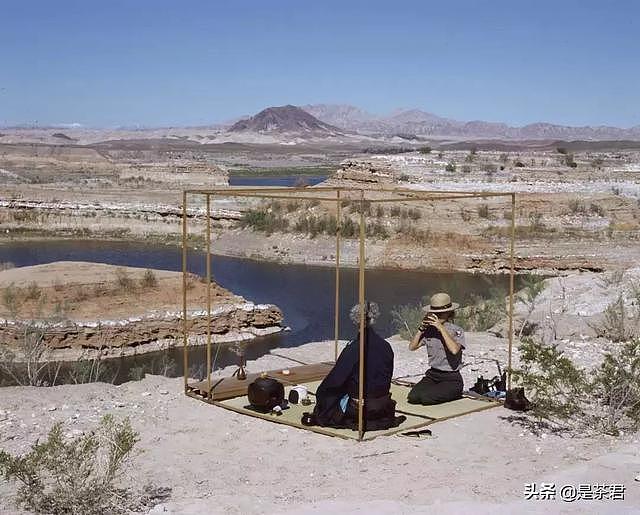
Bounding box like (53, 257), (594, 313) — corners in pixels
(504, 387), (531, 411)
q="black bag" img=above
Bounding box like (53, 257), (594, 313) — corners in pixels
(247, 376), (285, 412)
(470, 371), (507, 395)
(504, 387), (531, 411)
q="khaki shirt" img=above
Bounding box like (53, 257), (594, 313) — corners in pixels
(419, 321), (466, 372)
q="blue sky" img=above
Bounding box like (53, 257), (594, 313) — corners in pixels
(1, 0), (639, 127)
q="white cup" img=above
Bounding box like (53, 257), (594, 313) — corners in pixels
(288, 385), (308, 404)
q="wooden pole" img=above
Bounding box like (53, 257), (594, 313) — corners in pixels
(334, 190), (341, 362)
(206, 194), (212, 397)
(182, 191), (189, 391)
(357, 190), (366, 441)
(507, 193), (516, 389)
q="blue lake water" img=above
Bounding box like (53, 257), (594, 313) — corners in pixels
(0, 239), (518, 383)
(228, 175), (327, 187)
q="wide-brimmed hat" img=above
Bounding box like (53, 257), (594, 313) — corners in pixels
(423, 292), (459, 313)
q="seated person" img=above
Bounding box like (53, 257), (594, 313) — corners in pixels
(304, 301), (405, 431)
(408, 292), (466, 405)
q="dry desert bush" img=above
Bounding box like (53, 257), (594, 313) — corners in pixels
(0, 415), (169, 514)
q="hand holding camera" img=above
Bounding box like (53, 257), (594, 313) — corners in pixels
(418, 313), (442, 332)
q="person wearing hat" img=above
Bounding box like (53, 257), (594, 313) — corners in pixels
(407, 292), (466, 405)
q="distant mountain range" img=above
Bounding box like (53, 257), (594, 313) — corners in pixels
(300, 104), (640, 140)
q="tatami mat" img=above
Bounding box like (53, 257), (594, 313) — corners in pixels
(300, 381), (497, 419)
(215, 381), (498, 440)
(389, 384), (497, 419)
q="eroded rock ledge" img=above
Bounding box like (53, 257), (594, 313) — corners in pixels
(0, 262), (283, 361)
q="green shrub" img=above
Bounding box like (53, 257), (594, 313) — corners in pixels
(445, 161), (456, 173)
(341, 217), (357, 238)
(67, 356), (118, 384)
(590, 338), (640, 434)
(529, 211), (544, 230)
(513, 337), (640, 435)
(477, 204), (490, 219)
(516, 275), (546, 337)
(597, 295), (639, 342)
(114, 268), (136, 293)
(2, 283), (23, 318)
(140, 269), (158, 288)
(128, 365), (146, 381)
(589, 203), (605, 217)
(285, 201), (300, 213)
(391, 301), (427, 340)
(25, 282), (42, 301)
(366, 221), (388, 239)
(0, 322), (53, 386)
(419, 146), (432, 154)
(269, 201), (282, 213)
(240, 208), (289, 234)
(407, 208), (421, 221)
(455, 289), (506, 331)
(0, 415), (143, 515)
(568, 199), (586, 214)
(511, 338), (588, 421)
(396, 223), (432, 243)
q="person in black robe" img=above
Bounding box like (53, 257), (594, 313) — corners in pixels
(303, 302), (405, 431)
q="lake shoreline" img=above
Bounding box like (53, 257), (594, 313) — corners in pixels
(0, 233), (555, 276)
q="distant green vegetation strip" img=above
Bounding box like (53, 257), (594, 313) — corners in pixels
(228, 166), (334, 177)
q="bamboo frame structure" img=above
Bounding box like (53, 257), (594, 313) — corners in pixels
(181, 186), (517, 441)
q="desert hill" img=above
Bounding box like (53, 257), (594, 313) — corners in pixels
(229, 105), (344, 136)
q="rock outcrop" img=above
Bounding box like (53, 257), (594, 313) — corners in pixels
(0, 262), (284, 360)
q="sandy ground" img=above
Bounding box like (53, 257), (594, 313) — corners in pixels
(1, 339), (638, 515)
(0, 262), (239, 321)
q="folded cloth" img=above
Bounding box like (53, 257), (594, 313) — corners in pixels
(339, 394), (349, 413)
